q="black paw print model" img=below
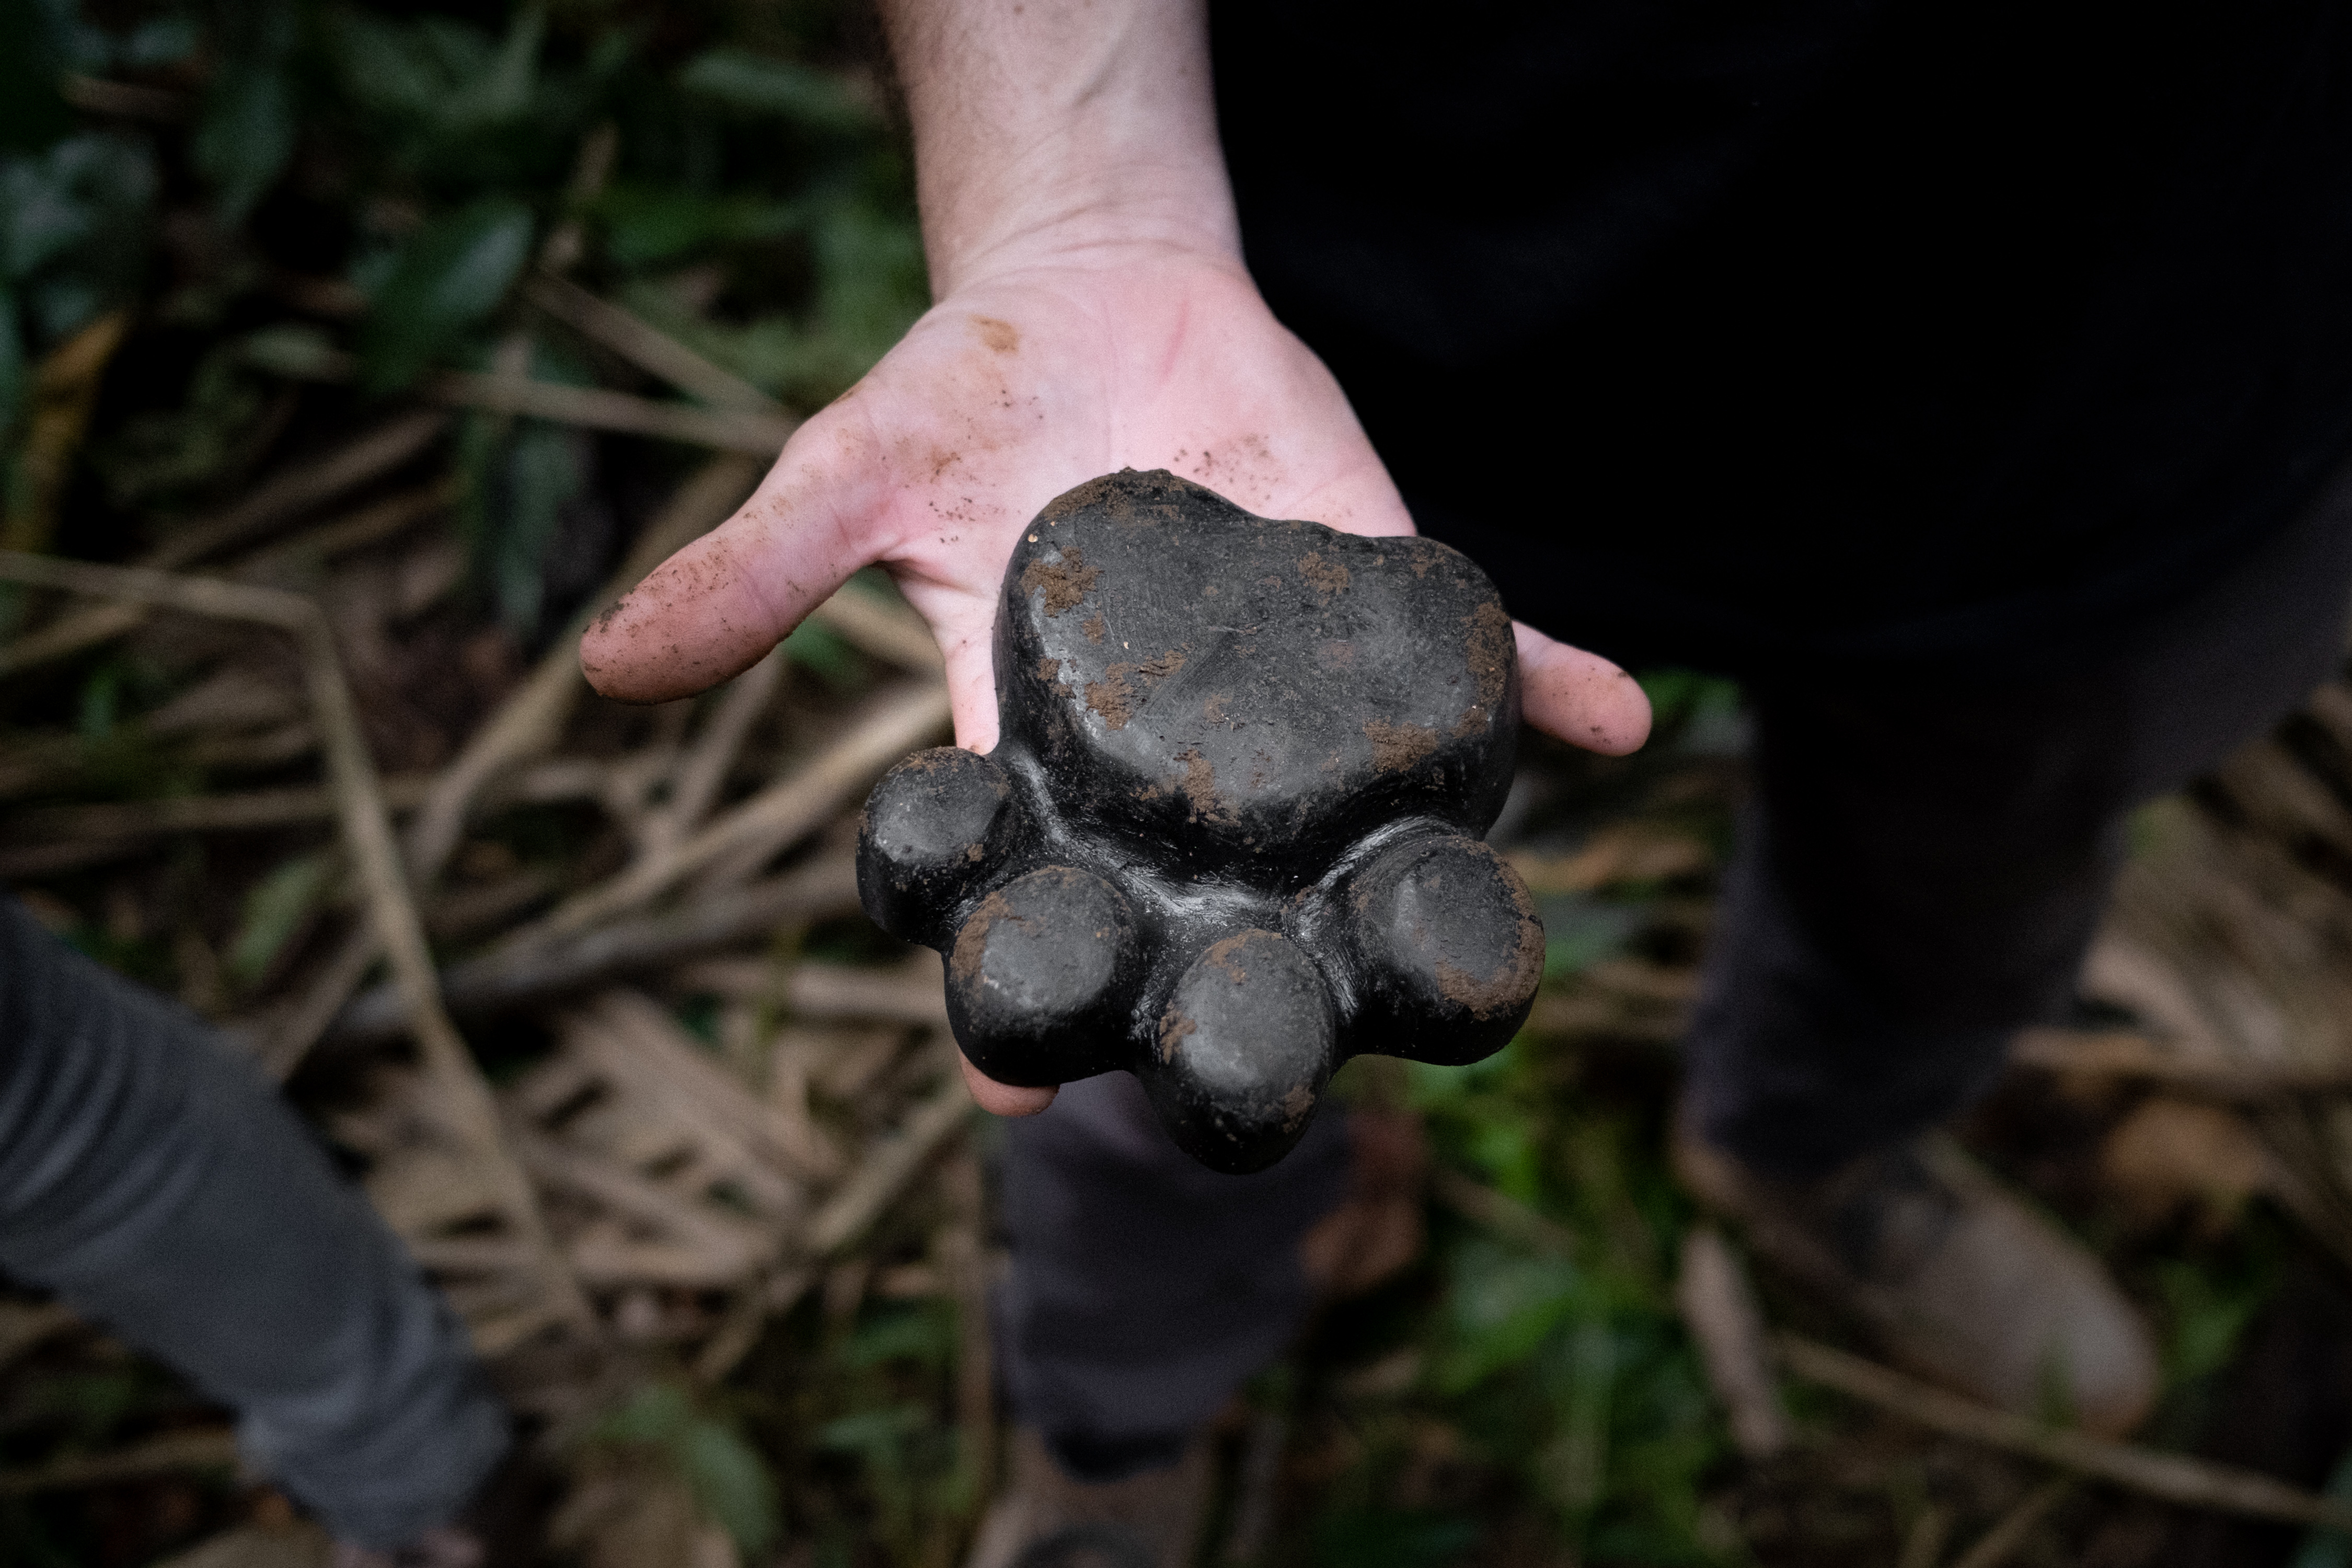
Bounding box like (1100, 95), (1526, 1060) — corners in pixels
(857, 469), (1543, 1173)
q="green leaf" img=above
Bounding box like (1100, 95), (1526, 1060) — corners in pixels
(358, 199), (534, 392)
(0, 0), (70, 153)
(592, 1384), (780, 1553)
(1433, 1238), (1581, 1394)
(680, 49), (877, 133)
(483, 419), (587, 635)
(1313, 1510), (1481, 1568)
(193, 3), (298, 224)
(230, 853), (336, 987)
(594, 185), (800, 270)
(677, 1419), (780, 1553)
(0, 285), (24, 436)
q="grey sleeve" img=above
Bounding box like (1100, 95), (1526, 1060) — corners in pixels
(0, 898), (508, 1549)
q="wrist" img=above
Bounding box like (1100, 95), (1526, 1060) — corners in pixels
(885, 0), (1238, 296)
(926, 170), (1242, 297)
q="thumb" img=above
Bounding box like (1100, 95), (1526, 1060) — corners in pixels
(580, 407), (888, 703)
(1515, 620), (1652, 754)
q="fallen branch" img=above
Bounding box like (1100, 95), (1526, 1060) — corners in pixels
(0, 551), (594, 1339)
(270, 456), (765, 1079)
(639, 643), (788, 858)
(1675, 1227), (1790, 1460)
(1431, 1167), (1577, 1256)
(0, 412), (448, 679)
(2010, 1027), (2352, 1098)
(524, 273), (780, 414)
(1774, 1333), (2352, 1534)
(805, 586), (944, 674)
(1946, 1479), (2076, 1568)
(247, 342), (795, 455)
(327, 854), (861, 1044)
(808, 1072), (972, 1252)
(518, 679), (949, 942)
(691, 1068), (972, 1383)
(1, 765), (604, 844)
(0, 1427), (240, 1494)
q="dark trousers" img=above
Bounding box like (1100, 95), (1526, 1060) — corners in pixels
(0, 902), (506, 1549)
(997, 468), (2352, 1460)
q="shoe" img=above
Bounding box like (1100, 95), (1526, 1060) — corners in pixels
(1674, 1121), (2160, 1435)
(962, 1427), (1212, 1568)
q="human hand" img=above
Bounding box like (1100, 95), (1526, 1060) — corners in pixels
(578, 248), (1648, 1112)
(578, 0), (1649, 1119)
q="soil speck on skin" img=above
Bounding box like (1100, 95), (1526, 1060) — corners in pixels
(1281, 1082), (1315, 1133)
(1036, 656), (1062, 684)
(972, 315), (1019, 354)
(1318, 640), (1356, 668)
(1298, 552), (1351, 599)
(1364, 718), (1442, 773)
(1203, 693), (1231, 724)
(1021, 547), (1100, 616)
(1139, 648), (1186, 681)
(1083, 614), (1106, 644)
(1157, 1010), (1197, 1063)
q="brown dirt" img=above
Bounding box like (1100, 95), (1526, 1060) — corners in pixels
(1019, 547), (1100, 617)
(1084, 665), (1137, 730)
(1364, 718), (1442, 774)
(1298, 551), (1351, 600)
(1465, 601), (1514, 708)
(1433, 850), (1544, 1020)
(948, 888), (1021, 985)
(1157, 1010), (1197, 1063)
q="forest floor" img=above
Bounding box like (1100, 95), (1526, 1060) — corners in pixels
(7, 4), (2352, 1566)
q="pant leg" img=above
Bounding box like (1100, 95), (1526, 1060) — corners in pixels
(1685, 467), (2352, 1177)
(0, 900), (508, 1549)
(995, 1071), (1350, 1480)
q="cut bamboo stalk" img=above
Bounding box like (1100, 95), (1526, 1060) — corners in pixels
(0, 551), (594, 1341)
(327, 854), (861, 1043)
(524, 273), (781, 414)
(1775, 1333), (2352, 1534)
(517, 679), (948, 941)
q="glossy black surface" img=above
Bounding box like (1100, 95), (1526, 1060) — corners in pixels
(857, 469), (1542, 1171)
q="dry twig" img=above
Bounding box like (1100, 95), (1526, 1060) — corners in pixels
(1945, 1479), (2076, 1568)
(1775, 1333), (2352, 1534)
(328, 854), (860, 1043)
(0, 411), (448, 678)
(0, 551), (594, 1341)
(518, 680), (949, 941)
(524, 273), (780, 414)
(1675, 1227), (1790, 1459)
(0, 1428), (240, 1495)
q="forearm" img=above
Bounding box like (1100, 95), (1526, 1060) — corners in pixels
(879, 0), (1239, 292)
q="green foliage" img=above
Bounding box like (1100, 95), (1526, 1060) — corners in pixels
(681, 48), (879, 134)
(1394, 1045), (1736, 1564)
(2153, 1251), (2277, 1387)
(0, 129), (153, 363)
(228, 852), (335, 989)
(192, 0), (297, 224)
(591, 1382), (782, 1553)
(0, 0), (72, 154)
(1313, 1509), (1481, 1567)
(358, 199), (537, 391)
